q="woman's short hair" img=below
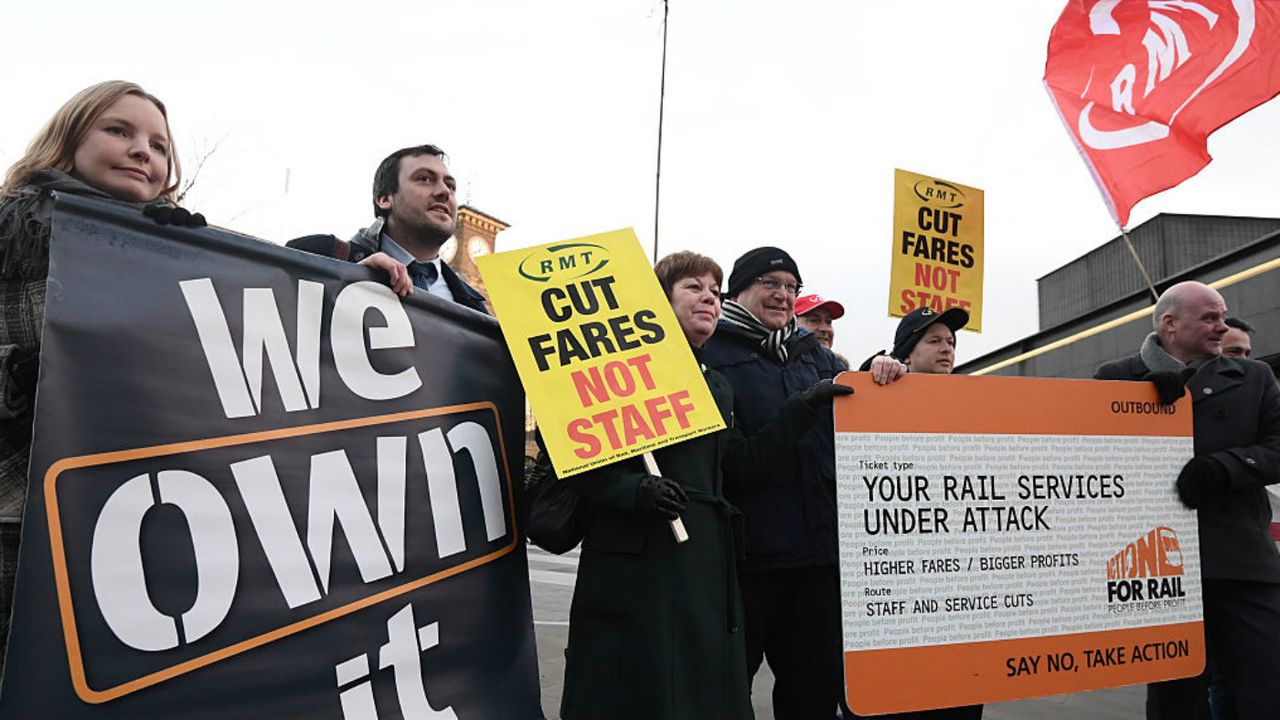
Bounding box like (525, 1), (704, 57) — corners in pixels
(653, 251), (723, 298)
(1, 81), (181, 200)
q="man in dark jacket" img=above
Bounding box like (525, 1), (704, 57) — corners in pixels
(287, 144), (488, 313)
(703, 246), (905, 718)
(1095, 281), (1280, 720)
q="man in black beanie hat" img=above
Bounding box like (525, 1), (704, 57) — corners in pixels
(704, 246), (905, 718)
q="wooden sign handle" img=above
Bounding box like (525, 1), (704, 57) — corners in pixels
(642, 452), (688, 543)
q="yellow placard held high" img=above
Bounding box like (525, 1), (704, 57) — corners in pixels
(476, 229), (725, 477)
(888, 169), (984, 331)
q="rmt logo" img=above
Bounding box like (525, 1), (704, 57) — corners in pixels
(1075, 0), (1257, 150)
(1105, 525), (1186, 603)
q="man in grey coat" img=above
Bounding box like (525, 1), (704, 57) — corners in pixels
(1095, 281), (1280, 720)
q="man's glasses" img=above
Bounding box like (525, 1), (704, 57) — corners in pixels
(754, 276), (802, 296)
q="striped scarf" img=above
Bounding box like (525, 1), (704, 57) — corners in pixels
(720, 300), (797, 363)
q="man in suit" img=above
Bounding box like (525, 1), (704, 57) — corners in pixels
(1095, 281), (1280, 720)
(287, 144), (488, 313)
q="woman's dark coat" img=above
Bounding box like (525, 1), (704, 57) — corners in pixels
(559, 366), (816, 720)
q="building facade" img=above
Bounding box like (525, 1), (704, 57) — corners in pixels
(957, 214), (1280, 379)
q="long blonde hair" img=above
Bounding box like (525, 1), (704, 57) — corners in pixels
(1, 81), (182, 201)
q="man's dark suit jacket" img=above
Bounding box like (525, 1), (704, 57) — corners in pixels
(287, 232), (489, 315)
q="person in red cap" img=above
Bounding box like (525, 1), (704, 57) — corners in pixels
(795, 294), (844, 350)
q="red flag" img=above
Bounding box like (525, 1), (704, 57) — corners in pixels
(1045, 0), (1280, 227)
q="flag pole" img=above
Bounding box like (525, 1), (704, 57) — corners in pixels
(653, 0), (669, 264)
(1118, 225), (1160, 304)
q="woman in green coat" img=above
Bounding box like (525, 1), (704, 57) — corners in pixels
(559, 251), (850, 720)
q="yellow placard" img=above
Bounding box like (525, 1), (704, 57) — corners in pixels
(888, 169), (984, 331)
(475, 229), (725, 477)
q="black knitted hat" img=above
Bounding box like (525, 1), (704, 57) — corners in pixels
(726, 246), (801, 297)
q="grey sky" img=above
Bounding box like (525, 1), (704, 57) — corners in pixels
(3, 0), (1277, 364)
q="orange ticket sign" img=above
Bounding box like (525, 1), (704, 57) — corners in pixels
(888, 169), (984, 331)
(833, 372), (1201, 715)
(475, 228), (724, 477)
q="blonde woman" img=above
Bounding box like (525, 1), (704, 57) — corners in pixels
(0, 80), (201, 674)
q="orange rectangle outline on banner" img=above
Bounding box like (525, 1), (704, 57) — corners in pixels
(44, 402), (518, 704)
(845, 622), (1205, 715)
(833, 372), (1193, 437)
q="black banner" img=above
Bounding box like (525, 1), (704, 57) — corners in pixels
(0, 194), (540, 718)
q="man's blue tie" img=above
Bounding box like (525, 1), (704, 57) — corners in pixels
(408, 261), (438, 290)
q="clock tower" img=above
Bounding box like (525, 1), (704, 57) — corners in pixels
(439, 205), (509, 309)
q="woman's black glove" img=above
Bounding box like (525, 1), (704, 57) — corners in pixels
(1175, 456), (1229, 509)
(799, 379), (854, 410)
(635, 475), (687, 520)
(144, 203), (207, 227)
(1144, 370), (1188, 406)
(2, 349), (39, 416)
(9, 348), (39, 391)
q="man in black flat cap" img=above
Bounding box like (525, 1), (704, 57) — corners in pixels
(854, 311), (984, 720)
(859, 307), (969, 375)
(703, 246), (905, 719)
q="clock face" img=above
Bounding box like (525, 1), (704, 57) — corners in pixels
(468, 236), (491, 258)
(439, 235), (458, 263)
